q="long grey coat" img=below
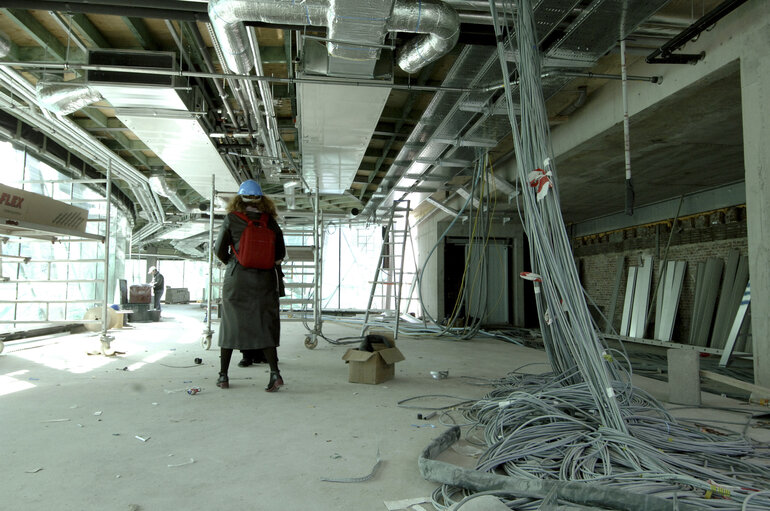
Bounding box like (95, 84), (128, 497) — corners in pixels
(214, 209), (286, 350)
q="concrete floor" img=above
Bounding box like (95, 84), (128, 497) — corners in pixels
(2, 304), (768, 511)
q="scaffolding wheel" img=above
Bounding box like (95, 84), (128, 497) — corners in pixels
(304, 334), (318, 350)
(201, 333), (212, 351)
(0, 340), (4, 354)
(100, 340), (111, 356)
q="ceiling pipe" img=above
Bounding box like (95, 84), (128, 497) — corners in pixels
(4, 59), (480, 92)
(646, 0), (748, 65)
(545, 70), (660, 84)
(148, 175), (196, 214)
(186, 24), (251, 184)
(242, 77), (279, 171)
(621, 39), (634, 216)
(456, 12), (512, 26)
(187, 22), (238, 129)
(164, 20), (218, 117)
(246, 26), (281, 175)
(204, 22), (257, 185)
(0, 90), (162, 229)
(132, 222), (164, 243)
(208, 0), (326, 75)
(0, 66), (164, 225)
(205, 22), (251, 123)
(442, 0), (510, 11)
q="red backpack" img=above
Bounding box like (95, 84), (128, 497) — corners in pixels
(230, 211), (276, 269)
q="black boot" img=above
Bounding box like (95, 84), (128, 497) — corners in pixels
(237, 357), (253, 367)
(265, 371), (283, 392)
(216, 372), (229, 389)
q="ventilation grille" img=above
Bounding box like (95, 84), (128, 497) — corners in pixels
(87, 50), (177, 87)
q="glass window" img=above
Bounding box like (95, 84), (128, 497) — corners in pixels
(0, 144), (131, 327)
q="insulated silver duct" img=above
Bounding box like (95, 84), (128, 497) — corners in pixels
(388, 0), (461, 74)
(327, 0), (394, 62)
(148, 175), (195, 213)
(208, 0), (327, 74)
(208, 0), (460, 74)
(36, 81), (103, 116)
(132, 222), (164, 244)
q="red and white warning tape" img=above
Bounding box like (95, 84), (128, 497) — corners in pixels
(519, 271), (542, 282)
(527, 168), (553, 201)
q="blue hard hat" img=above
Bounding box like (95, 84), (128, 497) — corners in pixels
(238, 179), (262, 197)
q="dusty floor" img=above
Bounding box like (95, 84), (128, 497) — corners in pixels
(2, 304), (768, 511)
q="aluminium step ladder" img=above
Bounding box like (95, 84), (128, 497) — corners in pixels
(361, 200), (412, 339)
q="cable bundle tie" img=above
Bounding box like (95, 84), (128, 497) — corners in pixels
(498, 400), (513, 408)
(705, 479), (733, 499)
(527, 168), (553, 201)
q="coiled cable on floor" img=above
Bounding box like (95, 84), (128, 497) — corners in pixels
(427, 369), (770, 510)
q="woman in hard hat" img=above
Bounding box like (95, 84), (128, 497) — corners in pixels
(213, 179), (286, 392)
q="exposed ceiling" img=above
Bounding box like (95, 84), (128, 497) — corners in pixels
(558, 60), (743, 222)
(0, 0), (742, 257)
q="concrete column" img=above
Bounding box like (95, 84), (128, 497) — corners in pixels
(741, 19), (770, 390)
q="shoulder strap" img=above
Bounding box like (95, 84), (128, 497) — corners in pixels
(231, 211), (251, 223)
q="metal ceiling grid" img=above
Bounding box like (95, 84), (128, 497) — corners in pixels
(364, 44), (497, 217)
(547, 0), (674, 62)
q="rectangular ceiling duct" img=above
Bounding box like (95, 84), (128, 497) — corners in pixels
(87, 50), (239, 196)
(297, 81), (390, 194)
(297, 37), (391, 194)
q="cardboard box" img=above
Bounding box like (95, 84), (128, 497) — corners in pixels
(342, 334), (405, 384)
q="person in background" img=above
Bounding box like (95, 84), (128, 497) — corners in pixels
(213, 179), (286, 392)
(148, 266), (164, 311)
(238, 348), (267, 367)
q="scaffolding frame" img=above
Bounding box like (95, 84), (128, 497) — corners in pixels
(0, 158), (113, 355)
(199, 178), (325, 351)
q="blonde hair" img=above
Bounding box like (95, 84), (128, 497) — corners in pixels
(226, 194), (278, 219)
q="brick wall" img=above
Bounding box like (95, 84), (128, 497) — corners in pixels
(573, 206), (747, 343)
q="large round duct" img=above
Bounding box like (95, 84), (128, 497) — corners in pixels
(208, 0), (461, 75)
(36, 81), (103, 116)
